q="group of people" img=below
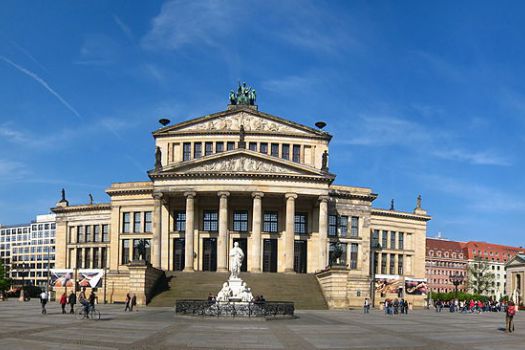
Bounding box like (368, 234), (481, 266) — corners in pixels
(434, 299), (514, 314)
(383, 298), (409, 315)
(124, 293), (138, 311)
(40, 287), (96, 315)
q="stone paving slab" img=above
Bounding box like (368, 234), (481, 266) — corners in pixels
(1, 300), (525, 349)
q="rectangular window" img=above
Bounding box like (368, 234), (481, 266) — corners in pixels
(260, 143), (268, 154)
(249, 142), (257, 152)
(390, 231), (396, 249)
(144, 211), (152, 232)
(76, 249), (82, 268)
(382, 230), (388, 249)
(69, 227), (75, 243)
(93, 225), (100, 242)
(174, 211), (186, 232)
(390, 254), (395, 274)
(340, 216), (348, 238)
(398, 255), (404, 275)
(282, 144), (290, 160)
(84, 248), (91, 268)
(203, 211), (218, 232)
(77, 226), (84, 243)
(328, 215), (337, 236)
(121, 240), (130, 265)
(381, 253), (387, 274)
(183, 142), (191, 161)
(350, 217), (359, 237)
(133, 239), (140, 260)
(123, 212), (131, 233)
(398, 232), (404, 250)
(350, 243), (358, 269)
(216, 142), (224, 153)
(227, 141), (235, 151)
(263, 212), (278, 233)
(194, 142), (202, 159)
(233, 211), (248, 232)
(101, 247), (107, 268)
(292, 145), (301, 162)
(102, 224), (109, 242)
(294, 213), (307, 234)
(372, 229), (379, 247)
(133, 212), (142, 233)
(93, 248), (99, 268)
(271, 143), (279, 157)
(204, 142), (213, 156)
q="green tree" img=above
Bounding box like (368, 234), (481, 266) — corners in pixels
(0, 260), (11, 292)
(467, 258), (495, 295)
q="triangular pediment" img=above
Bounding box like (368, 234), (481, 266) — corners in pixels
(153, 106), (331, 139)
(507, 254), (525, 267)
(153, 149), (332, 179)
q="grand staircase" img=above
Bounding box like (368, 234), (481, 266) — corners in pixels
(148, 271), (328, 309)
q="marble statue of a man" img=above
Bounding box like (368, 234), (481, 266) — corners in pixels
(229, 242), (244, 280)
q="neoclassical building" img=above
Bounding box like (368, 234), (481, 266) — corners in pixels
(52, 86), (431, 307)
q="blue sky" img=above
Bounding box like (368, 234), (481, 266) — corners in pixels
(0, 1), (524, 246)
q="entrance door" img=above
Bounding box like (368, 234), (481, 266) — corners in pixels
(294, 240), (307, 273)
(232, 238), (248, 272)
(202, 238), (217, 271)
(263, 239), (278, 272)
(173, 238), (185, 271)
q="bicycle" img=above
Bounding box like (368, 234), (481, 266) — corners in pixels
(75, 305), (100, 320)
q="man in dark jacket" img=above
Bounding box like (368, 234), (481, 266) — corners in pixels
(68, 291), (77, 314)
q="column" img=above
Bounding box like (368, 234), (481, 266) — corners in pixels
(98, 247), (103, 269)
(151, 193), (163, 269)
(217, 191), (230, 272)
(184, 192), (196, 272)
(251, 192), (264, 272)
(318, 196), (329, 271)
(377, 253), (382, 274)
(284, 193), (297, 273)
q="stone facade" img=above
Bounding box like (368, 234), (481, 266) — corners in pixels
(506, 254), (525, 306)
(52, 101), (431, 307)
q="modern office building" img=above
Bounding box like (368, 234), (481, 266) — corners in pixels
(0, 214), (56, 288)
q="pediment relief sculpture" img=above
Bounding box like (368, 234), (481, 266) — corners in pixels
(186, 156), (302, 174)
(181, 112), (308, 135)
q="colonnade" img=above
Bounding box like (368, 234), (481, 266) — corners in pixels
(149, 191), (329, 273)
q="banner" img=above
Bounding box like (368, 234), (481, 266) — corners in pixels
(405, 278), (428, 295)
(78, 269), (104, 288)
(374, 275), (401, 295)
(50, 269), (74, 288)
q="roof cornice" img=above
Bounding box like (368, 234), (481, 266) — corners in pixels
(51, 203), (111, 214)
(372, 208), (431, 222)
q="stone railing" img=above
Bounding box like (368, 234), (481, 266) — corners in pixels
(175, 300), (294, 318)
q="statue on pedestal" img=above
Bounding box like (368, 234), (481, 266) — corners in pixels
(229, 242), (244, 280)
(217, 282), (232, 302)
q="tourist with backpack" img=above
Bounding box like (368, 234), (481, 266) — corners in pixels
(506, 301), (516, 333)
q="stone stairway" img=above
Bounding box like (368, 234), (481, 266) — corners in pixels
(148, 271), (328, 309)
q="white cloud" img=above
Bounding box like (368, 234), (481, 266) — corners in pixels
(75, 34), (121, 66)
(432, 148), (511, 166)
(113, 15), (134, 41)
(141, 0), (236, 51)
(0, 159), (27, 177)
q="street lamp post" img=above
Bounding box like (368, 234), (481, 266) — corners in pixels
(450, 272), (464, 299)
(370, 242), (382, 308)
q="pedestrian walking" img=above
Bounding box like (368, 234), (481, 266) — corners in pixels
(506, 301), (516, 333)
(363, 298), (370, 314)
(40, 290), (48, 314)
(60, 292), (67, 314)
(124, 293), (131, 312)
(68, 291), (76, 314)
(131, 294), (137, 311)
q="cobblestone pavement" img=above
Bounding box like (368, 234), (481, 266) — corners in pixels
(0, 300), (524, 349)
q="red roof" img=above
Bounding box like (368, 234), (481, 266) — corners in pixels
(463, 241), (524, 263)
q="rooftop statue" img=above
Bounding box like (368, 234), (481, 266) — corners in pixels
(229, 82), (256, 106)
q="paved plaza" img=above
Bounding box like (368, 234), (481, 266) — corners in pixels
(0, 300), (524, 349)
